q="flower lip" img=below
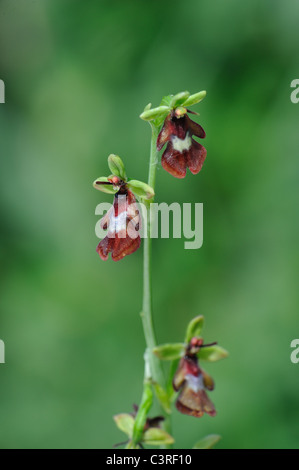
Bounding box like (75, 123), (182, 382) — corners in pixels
(157, 110), (207, 178)
(96, 187), (141, 262)
(173, 343), (217, 418)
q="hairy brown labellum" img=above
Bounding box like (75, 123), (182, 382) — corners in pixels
(157, 111), (207, 179)
(173, 339), (216, 418)
(96, 186), (141, 262)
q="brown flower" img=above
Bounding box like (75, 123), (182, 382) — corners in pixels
(96, 177), (141, 261)
(173, 338), (216, 417)
(157, 109), (207, 179)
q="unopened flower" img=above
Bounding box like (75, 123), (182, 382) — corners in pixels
(93, 155), (154, 262)
(173, 338), (216, 418)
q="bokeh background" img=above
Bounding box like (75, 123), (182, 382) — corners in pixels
(0, 0), (298, 449)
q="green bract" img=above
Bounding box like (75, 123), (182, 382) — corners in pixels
(143, 427), (174, 446)
(113, 413), (135, 438)
(193, 434), (221, 449)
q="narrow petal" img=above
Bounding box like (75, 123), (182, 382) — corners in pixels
(202, 369), (215, 391)
(186, 115), (206, 138)
(161, 142), (187, 179)
(186, 140), (207, 175)
(100, 206), (114, 230)
(157, 115), (172, 151)
(173, 358), (187, 391)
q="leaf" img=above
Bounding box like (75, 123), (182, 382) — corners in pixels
(152, 382), (171, 414)
(183, 90), (206, 107)
(93, 176), (117, 194)
(132, 382), (153, 445)
(169, 91), (190, 108)
(185, 315), (204, 343)
(107, 154), (126, 180)
(113, 414), (135, 438)
(139, 106), (170, 121)
(127, 180), (155, 200)
(153, 343), (185, 361)
(143, 427), (174, 446)
(198, 345), (229, 362)
(193, 434), (221, 449)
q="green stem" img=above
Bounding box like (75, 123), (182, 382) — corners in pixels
(140, 123), (172, 441)
(141, 124), (163, 385)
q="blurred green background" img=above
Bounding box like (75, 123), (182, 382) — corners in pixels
(0, 0), (298, 449)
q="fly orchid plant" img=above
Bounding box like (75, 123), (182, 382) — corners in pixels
(93, 91), (228, 449)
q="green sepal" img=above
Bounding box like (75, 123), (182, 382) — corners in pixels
(193, 434), (221, 449)
(127, 179), (155, 200)
(143, 428), (174, 446)
(107, 154), (126, 180)
(160, 95), (172, 107)
(153, 343), (185, 361)
(170, 91), (190, 108)
(198, 345), (229, 362)
(139, 105), (170, 122)
(185, 315), (204, 343)
(152, 382), (171, 414)
(93, 176), (117, 194)
(113, 413), (135, 438)
(183, 90), (206, 107)
(143, 103), (152, 111)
